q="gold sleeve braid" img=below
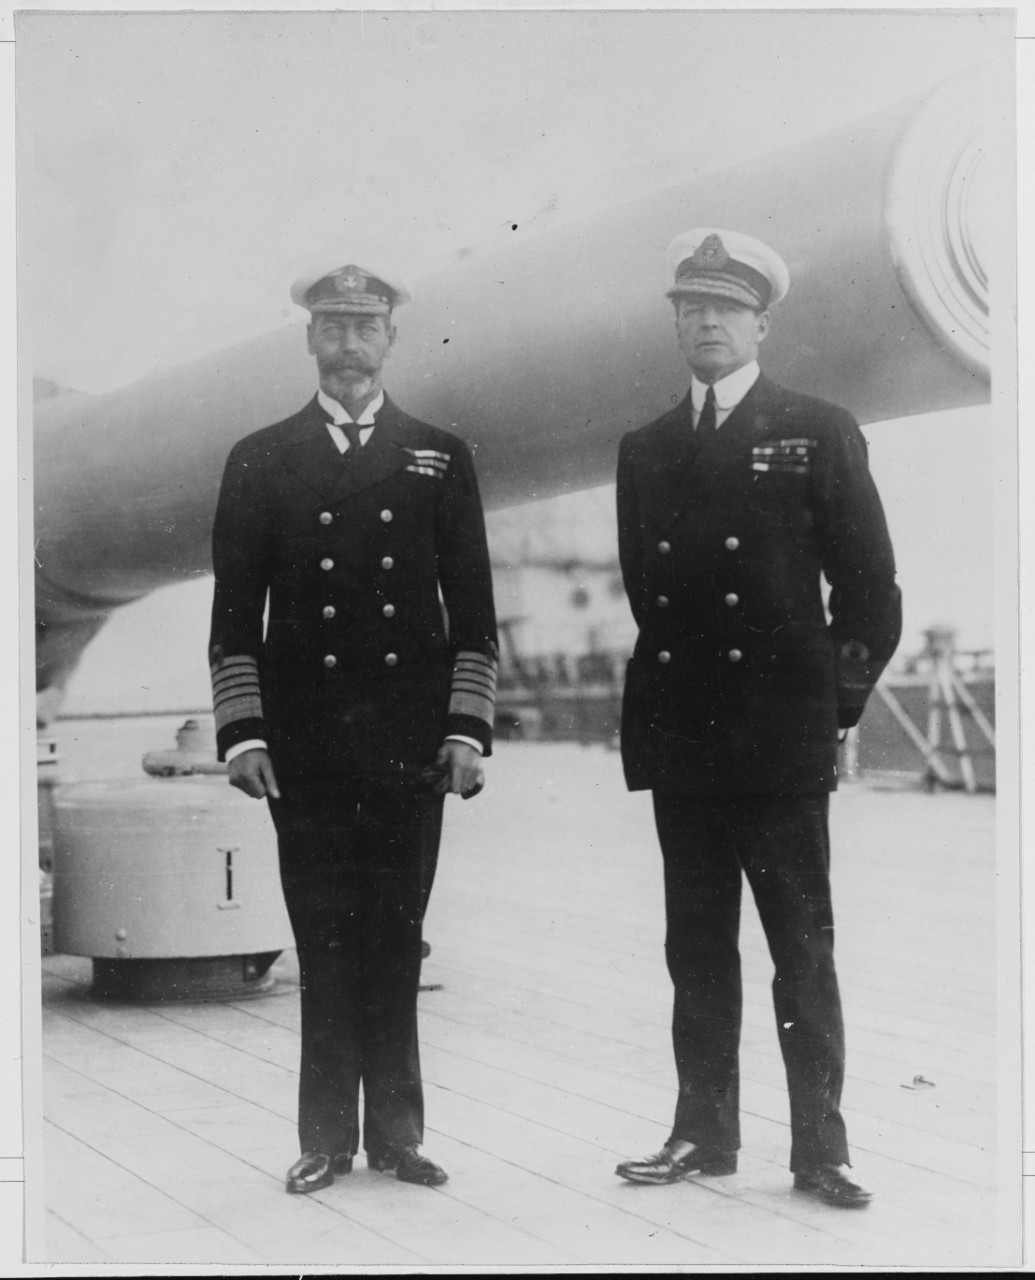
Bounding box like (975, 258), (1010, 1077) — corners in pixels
(211, 653), (264, 737)
(448, 650), (498, 730)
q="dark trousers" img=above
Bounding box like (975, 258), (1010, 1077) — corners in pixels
(651, 791), (849, 1172)
(268, 779), (444, 1159)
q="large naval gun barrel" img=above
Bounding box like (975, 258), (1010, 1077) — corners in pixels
(34, 73), (990, 703)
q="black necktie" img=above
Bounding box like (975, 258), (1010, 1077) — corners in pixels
(696, 385), (717, 441)
(341, 421), (363, 457)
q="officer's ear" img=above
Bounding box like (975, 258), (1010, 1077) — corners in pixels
(305, 320), (316, 356)
(755, 310), (771, 344)
(385, 318), (398, 356)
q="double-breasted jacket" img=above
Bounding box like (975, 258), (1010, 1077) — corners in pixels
(209, 394), (498, 785)
(617, 373), (901, 796)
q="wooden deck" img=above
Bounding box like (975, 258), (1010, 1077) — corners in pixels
(38, 740), (1015, 1267)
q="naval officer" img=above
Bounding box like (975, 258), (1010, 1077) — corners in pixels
(209, 258), (498, 1193)
(614, 229), (901, 1207)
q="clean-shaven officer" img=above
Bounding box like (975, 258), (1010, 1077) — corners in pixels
(209, 258), (498, 1194)
(614, 229), (901, 1208)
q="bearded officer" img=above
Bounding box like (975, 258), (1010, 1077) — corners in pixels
(209, 259), (498, 1193)
(614, 229), (901, 1208)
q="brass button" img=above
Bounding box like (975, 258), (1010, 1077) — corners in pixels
(658, 541), (671, 555)
(381, 556), (394, 570)
(385, 653), (398, 667)
(728, 649), (743, 663)
(323, 654), (338, 669)
(658, 650), (671, 664)
(656, 595), (669, 608)
(382, 604), (396, 618)
(320, 557), (334, 571)
(725, 593), (739, 607)
(725, 536), (740, 551)
(380, 509), (393, 523)
(322, 605), (336, 620)
(319, 511), (333, 525)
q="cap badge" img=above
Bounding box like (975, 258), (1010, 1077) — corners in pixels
(690, 234), (730, 270)
(337, 270), (363, 292)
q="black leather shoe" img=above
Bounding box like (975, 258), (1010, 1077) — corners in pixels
(616, 1139), (737, 1183)
(794, 1163), (873, 1208)
(285, 1151), (353, 1194)
(371, 1145), (448, 1185)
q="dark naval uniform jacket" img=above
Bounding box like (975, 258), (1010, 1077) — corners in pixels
(209, 393), (498, 782)
(617, 373), (901, 796)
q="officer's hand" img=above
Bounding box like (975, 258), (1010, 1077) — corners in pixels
(434, 741), (484, 799)
(227, 748), (281, 800)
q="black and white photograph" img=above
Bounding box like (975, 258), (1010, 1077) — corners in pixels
(16, 2), (1021, 1269)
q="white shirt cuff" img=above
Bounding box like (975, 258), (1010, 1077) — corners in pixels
(228, 736), (480, 762)
(225, 739), (267, 763)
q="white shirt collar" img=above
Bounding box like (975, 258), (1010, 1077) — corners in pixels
(691, 360), (760, 415)
(317, 387), (385, 426)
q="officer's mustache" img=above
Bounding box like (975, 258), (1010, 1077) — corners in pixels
(320, 355), (377, 375)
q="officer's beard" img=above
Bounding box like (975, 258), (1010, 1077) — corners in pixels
(317, 355), (382, 404)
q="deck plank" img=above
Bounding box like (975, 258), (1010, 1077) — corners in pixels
(41, 1118), (213, 1242)
(46, 998), (300, 1120)
(417, 960), (994, 1134)
(44, 1212), (115, 1264)
(43, 1058), (426, 1265)
(93, 1227), (266, 1265)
